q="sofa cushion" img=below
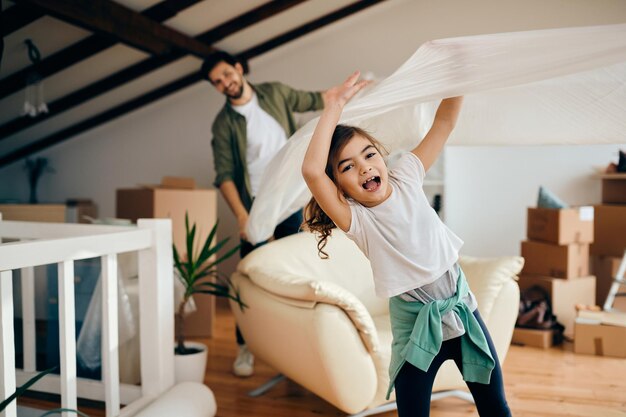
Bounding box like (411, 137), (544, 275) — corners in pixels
(459, 255), (524, 318)
(238, 231), (388, 316)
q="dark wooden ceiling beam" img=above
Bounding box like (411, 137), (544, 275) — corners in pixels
(0, 0), (388, 168)
(1, 3), (44, 37)
(15, 0), (213, 56)
(0, 0), (306, 139)
(0, 72), (202, 168)
(140, 0), (201, 23)
(0, 0), (202, 100)
(0, 54), (174, 138)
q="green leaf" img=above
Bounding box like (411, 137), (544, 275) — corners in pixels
(196, 235), (228, 267)
(231, 287), (248, 310)
(197, 222), (218, 266)
(172, 245), (184, 276)
(194, 289), (228, 297)
(174, 213), (246, 335)
(202, 244), (240, 271)
(194, 282), (229, 292)
(195, 237), (233, 270)
(185, 222), (197, 277)
(214, 271), (240, 294)
(0, 367), (57, 411)
(194, 268), (218, 280)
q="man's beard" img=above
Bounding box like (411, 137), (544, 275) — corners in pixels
(226, 84), (244, 100)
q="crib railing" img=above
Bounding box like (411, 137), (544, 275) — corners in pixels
(0, 215), (175, 417)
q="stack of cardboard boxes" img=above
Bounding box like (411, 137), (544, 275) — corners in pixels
(573, 173), (626, 359)
(513, 206), (596, 348)
(591, 173), (626, 310)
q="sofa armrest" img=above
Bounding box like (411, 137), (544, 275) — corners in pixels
(230, 272), (379, 413)
(243, 268), (381, 353)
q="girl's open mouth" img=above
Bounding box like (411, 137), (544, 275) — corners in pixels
(362, 176), (381, 192)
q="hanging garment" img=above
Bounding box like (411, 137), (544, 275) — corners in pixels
(246, 24), (626, 244)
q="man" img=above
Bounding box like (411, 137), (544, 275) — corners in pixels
(202, 51), (325, 377)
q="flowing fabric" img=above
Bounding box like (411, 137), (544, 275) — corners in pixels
(76, 270), (136, 371)
(246, 24), (626, 244)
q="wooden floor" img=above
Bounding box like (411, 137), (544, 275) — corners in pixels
(20, 301), (626, 417)
(200, 301), (626, 417)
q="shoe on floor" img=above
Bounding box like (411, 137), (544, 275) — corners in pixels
(233, 345), (254, 377)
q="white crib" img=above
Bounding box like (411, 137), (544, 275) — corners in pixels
(0, 215), (215, 417)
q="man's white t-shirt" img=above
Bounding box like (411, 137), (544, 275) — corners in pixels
(231, 93), (287, 197)
(346, 151), (464, 298)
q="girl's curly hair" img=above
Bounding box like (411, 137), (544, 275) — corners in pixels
(303, 124), (386, 258)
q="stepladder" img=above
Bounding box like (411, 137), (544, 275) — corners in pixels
(603, 249), (626, 311)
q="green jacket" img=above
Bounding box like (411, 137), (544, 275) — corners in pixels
(387, 269), (495, 399)
(211, 82), (324, 210)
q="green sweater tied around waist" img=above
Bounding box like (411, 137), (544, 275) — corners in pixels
(387, 269), (495, 399)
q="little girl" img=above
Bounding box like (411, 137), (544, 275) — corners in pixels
(301, 71), (511, 417)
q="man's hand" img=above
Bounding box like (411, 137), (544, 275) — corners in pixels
(237, 212), (249, 241)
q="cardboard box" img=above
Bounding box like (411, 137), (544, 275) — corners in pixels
(591, 255), (625, 308)
(521, 240), (589, 279)
(160, 176), (197, 189)
(590, 205), (626, 257)
(518, 275), (596, 337)
(0, 202), (98, 224)
(574, 311), (626, 358)
(601, 174), (626, 204)
(0, 204), (67, 223)
(527, 207), (594, 245)
(576, 309), (626, 327)
(66, 199), (98, 224)
(511, 327), (553, 349)
(116, 185), (218, 337)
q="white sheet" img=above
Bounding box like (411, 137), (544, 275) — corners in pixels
(246, 24), (626, 244)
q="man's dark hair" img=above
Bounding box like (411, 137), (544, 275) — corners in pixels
(201, 51), (244, 82)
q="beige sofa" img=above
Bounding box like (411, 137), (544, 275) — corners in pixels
(230, 231), (523, 416)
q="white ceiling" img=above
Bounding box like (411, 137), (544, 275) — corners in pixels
(0, 0), (362, 159)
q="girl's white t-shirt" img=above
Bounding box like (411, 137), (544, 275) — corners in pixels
(231, 93), (287, 197)
(346, 151), (463, 298)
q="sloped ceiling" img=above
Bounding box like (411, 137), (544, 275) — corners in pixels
(0, 0), (387, 167)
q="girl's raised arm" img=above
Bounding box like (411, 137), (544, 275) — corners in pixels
(412, 96), (464, 172)
(302, 71), (368, 232)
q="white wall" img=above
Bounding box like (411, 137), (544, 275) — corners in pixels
(445, 144), (623, 257)
(1, 0), (625, 274)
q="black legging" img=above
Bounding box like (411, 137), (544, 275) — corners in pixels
(394, 310), (512, 417)
(236, 209), (303, 345)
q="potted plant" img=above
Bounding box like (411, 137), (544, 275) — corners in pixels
(24, 157), (54, 204)
(172, 213), (246, 383)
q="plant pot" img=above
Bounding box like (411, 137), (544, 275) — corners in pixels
(174, 341), (208, 384)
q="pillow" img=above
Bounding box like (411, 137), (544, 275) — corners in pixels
(459, 255), (524, 318)
(537, 186), (568, 209)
